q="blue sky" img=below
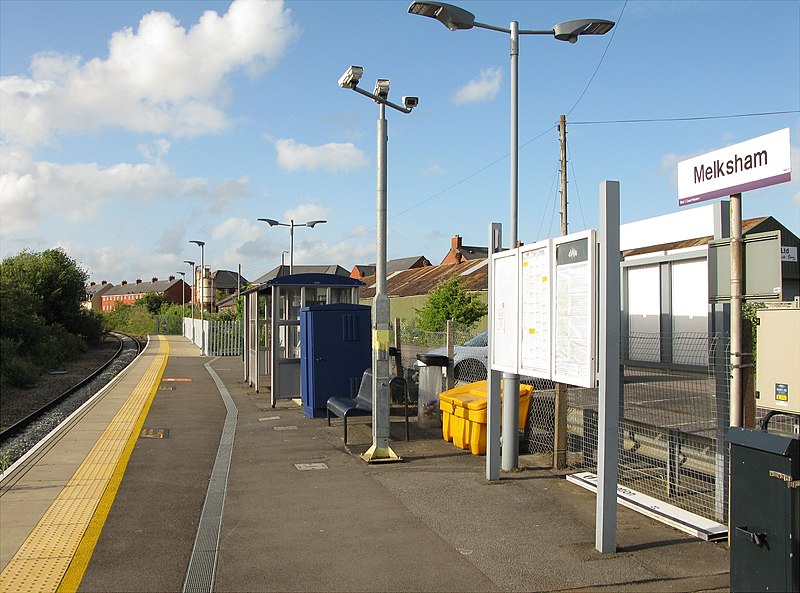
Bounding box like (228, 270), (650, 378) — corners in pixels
(1, 0), (798, 284)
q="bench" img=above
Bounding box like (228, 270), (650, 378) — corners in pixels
(326, 369), (409, 445)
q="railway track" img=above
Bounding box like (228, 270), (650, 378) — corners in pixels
(0, 332), (144, 471)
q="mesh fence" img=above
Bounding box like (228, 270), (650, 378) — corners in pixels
(396, 326), (738, 524)
(561, 333), (732, 523)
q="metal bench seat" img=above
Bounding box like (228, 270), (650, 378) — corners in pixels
(326, 369), (409, 444)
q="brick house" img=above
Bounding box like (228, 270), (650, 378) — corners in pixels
(440, 235), (488, 264)
(83, 280), (113, 311)
(101, 276), (191, 311)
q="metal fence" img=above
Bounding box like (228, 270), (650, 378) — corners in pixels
(396, 324), (741, 524)
(181, 318), (243, 357)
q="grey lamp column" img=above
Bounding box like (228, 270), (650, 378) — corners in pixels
(176, 271), (186, 336)
(190, 241), (205, 355)
(408, 0), (614, 473)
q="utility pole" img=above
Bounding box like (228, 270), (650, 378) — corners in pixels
(554, 114), (569, 469)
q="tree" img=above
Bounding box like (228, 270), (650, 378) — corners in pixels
(139, 292), (170, 315)
(413, 277), (487, 332)
(0, 248), (102, 386)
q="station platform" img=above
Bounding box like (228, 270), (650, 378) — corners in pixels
(1, 335), (730, 592)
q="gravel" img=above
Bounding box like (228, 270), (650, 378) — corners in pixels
(0, 333), (143, 468)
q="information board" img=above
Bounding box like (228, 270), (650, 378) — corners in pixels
(519, 240), (552, 379)
(490, 249), (518, 373)
(552, 230), (597, 388)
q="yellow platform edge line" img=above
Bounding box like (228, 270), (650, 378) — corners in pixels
(55, 336), (170, 593)
(0, 337), (170, 593)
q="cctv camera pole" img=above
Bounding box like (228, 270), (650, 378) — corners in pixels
(363, 100), (399, 463)
(340, 68), (415, 463)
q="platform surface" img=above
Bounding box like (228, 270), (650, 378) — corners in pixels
(1, 335), (731, 592)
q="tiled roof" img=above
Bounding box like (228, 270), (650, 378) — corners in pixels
(104, 279), (180, 296)
(251, 264), (350, 286)
(360, 259), (487, 299)
(212, 269), (249, 290)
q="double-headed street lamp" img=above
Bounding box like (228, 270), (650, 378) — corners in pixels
(183, 260), (196, 342)
(339, 65), (419, 463)
(257, 218), (326, 275)
(409, 1), (614, 474)
(189, 240), (206, 354)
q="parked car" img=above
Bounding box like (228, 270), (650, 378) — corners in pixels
(417, 330), (488, 383)
(418, 330), (555, 389)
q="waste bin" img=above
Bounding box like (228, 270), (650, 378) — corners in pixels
(415, 354), (449, 428)
(725, 426), (799, 593)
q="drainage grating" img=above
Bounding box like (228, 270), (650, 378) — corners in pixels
(140, 428), (169, 439)
(273, 426), (297, 431)
(182, 362), (238, 593)
(159, 386), (175, 391)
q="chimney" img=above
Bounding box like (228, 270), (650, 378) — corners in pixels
(451, 235), (462, 250)
(121, 280), (128, 285)
(168, 275), (175, 281)
(90, 281), (96, 286)
(151, 277), (158, 283)
(101, 280), (107, 285)
(136, 279), (142, 284)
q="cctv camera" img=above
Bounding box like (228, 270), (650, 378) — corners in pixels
(338, 65), (364, 89)
(402, 96), (419, 109)
(373, 78), (390, 100)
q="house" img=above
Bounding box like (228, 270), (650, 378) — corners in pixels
(212, 269), (249, 298)
(441, 235), (488, 265)
(83, 280), (113, 311)
(101, 276), (190, 311)
(350, 256), (431, 280)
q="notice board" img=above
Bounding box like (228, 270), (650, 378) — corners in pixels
(490, 249), (518, 373)
(519, 240), (552, 379)
(552, 230), (597, 388)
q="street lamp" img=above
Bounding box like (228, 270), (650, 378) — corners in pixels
(339, 64), (419, 463)
(257, 218), (326, 275)
(183, 260), (195, 343)
(189, 240), (206, 355)
(176, 271), (186, 337)
(409, 1), (614, 473)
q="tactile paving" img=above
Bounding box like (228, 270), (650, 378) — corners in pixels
(0, 337), (169, 593)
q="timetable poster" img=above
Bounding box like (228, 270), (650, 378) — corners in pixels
(553, 235), (595, 388)
(519, 241), (551, 378)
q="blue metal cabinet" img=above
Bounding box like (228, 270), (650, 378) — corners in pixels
(300, 304), (371, 418)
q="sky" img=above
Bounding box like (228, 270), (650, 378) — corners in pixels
(1, 0), (798, 285)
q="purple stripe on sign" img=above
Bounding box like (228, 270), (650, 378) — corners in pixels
(678, 171), (792, 206)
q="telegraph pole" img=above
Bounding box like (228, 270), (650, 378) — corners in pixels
(554, 114), (569, 469)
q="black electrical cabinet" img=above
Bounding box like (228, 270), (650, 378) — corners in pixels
(726, 427), (799, 593)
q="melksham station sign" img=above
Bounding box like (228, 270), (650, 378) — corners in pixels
(678, 128), (791, 206)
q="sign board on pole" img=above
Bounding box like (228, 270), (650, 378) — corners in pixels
(708, 230), (783, 301)
(490, 249), (518, 373)
(519, 239), (553, 379)
(677, 128), (791, 206)
(552, 230), (597, 388)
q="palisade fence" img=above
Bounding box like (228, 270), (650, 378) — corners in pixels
(395, 323), (738, 524)
(179, 317), (243, 356)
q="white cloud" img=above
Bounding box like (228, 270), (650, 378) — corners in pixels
(0, 0), (299, 146)
(283, 203), (331, 222)
(274, 138), (369, 172)
(453, 67), (502, 105)
(0, 148), (249, 237)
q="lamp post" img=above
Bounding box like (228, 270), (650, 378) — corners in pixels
(281, 250), (289, 276)
(176, 271), (186, 337)
(189, 241), (205, 355)
(257, 218), (326, 275)
(339, 65), (419, 463)
(183, 260), (195, 343)
(409, 1), (614, 473)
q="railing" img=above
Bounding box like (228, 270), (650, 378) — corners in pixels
(182, 318), (243, 357)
